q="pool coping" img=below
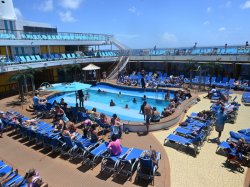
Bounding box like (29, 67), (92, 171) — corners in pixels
(45, 83), (199, 132)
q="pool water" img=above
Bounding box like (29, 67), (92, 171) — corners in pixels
(47, 83), (171, 122)
(46, 82), (91, 92)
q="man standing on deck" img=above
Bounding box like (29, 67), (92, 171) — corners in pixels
(141, 76), (146, 89)
(215, 107), (227, 142)
(144, 102), (152, 134)
(77, 90), (84, 108)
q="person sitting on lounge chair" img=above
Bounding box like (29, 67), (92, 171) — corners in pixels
(26, 168), (48, 187)
(108, 134), (122, 156)
(63, 121), (77, 140)
(33, 93), (47, 107)
(89, 124), (102, 143)
(53, 105), (69, 123)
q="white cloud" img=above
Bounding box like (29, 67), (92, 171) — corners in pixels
(207, 7), (211, 13)
(218, 27), (226, 31)
(59, 11), (76, 22)
(128, 6), (136, 13)
(14, 8), (23, 19)
(59, 0), (84, 10)
(162, 32), (177, 43)
(225, 1), (231, 7)
(241, 1), (250, 9)
(128, 6), (141, 16)
(39, 0), (53, 12)
(203, 21), (210, 25)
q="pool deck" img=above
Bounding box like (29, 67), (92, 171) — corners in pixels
(0, 94), (170, 187)
(152, 93), (250, 187)
(0, 83), (249, 187)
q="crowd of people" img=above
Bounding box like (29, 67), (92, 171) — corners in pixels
(117, 70), (184, 89)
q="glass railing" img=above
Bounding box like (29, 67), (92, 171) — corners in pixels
(116, 46), (250, 56)
(0, 29), (112, 42)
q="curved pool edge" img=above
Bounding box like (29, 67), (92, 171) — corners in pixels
(45, 83), (199, 132)
(123, 94), (199, 132)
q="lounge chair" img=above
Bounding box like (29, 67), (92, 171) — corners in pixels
(19, 56), (27, 63)
(115, 148), (144, 180)
(61, 53), (67, 59)
(82, 141), (109, 167)
(135, 151), (161, 186)
(164, 132), (206, 156)
(66, 53), (72, 59)
(100, 146), (130, 173)
(35, 55), (45, 62)
(242, 92), (250, 105)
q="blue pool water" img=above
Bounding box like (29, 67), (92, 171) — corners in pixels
(47, 83), (172, 122)
(46, 82), (91, 92)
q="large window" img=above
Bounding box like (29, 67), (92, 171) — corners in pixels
(23, 26), (57, 33)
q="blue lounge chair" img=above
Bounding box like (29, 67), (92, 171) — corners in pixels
(66, 53), (72, 59)
(242, 92), (250, 104)
(82, 142), (109, 167)
(19, 56), (27, 63)
(164, 132), (206, 156)
(25, 56), (33, 63)
(61, 53), (67, 59)
(42, 54), (48, 60)
(61, 135), (79, 158)
(100, 146), (130, 173)
(35, 55), (45, 62)
(115, 148), (144, 180)
(71, 53), (77, 58)
(135, 151), (161, 185)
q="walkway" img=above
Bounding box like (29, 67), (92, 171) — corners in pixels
(152, 93), (250, 187)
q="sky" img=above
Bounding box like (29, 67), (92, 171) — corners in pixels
(12, 0), (250, 48)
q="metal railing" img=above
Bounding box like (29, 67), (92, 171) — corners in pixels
(0, 29), (112, 41)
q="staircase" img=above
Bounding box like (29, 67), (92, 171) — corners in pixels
(110, 37), (130, 50)
(107, 56), (130, 79)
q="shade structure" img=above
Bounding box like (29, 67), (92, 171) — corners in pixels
(82, 64), (100, 71)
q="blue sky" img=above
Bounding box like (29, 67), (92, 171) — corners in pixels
(13, 0), (250, 48)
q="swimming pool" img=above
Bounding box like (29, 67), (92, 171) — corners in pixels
(47, 83), (172, 122)
(45, 82), (91, 92)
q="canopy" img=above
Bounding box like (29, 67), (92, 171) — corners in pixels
(82, 64), (100, 71)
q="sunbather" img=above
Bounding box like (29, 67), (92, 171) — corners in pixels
(108, 134), (122, 156)
(89, 124), (102, 143)
(53, 105), (69, 123)
(26, 168), (48, 187)
(63, 121), (77, 140)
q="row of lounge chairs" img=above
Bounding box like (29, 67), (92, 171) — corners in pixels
(164, 112), (215, 156)
(0, 161), (26, 187)
(123, 71), (250, 90)
(4, 53), (82, 65)
(184, 76), (250, 89)
(2, 110), (161, 185)
(0, 161), (47, 187)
